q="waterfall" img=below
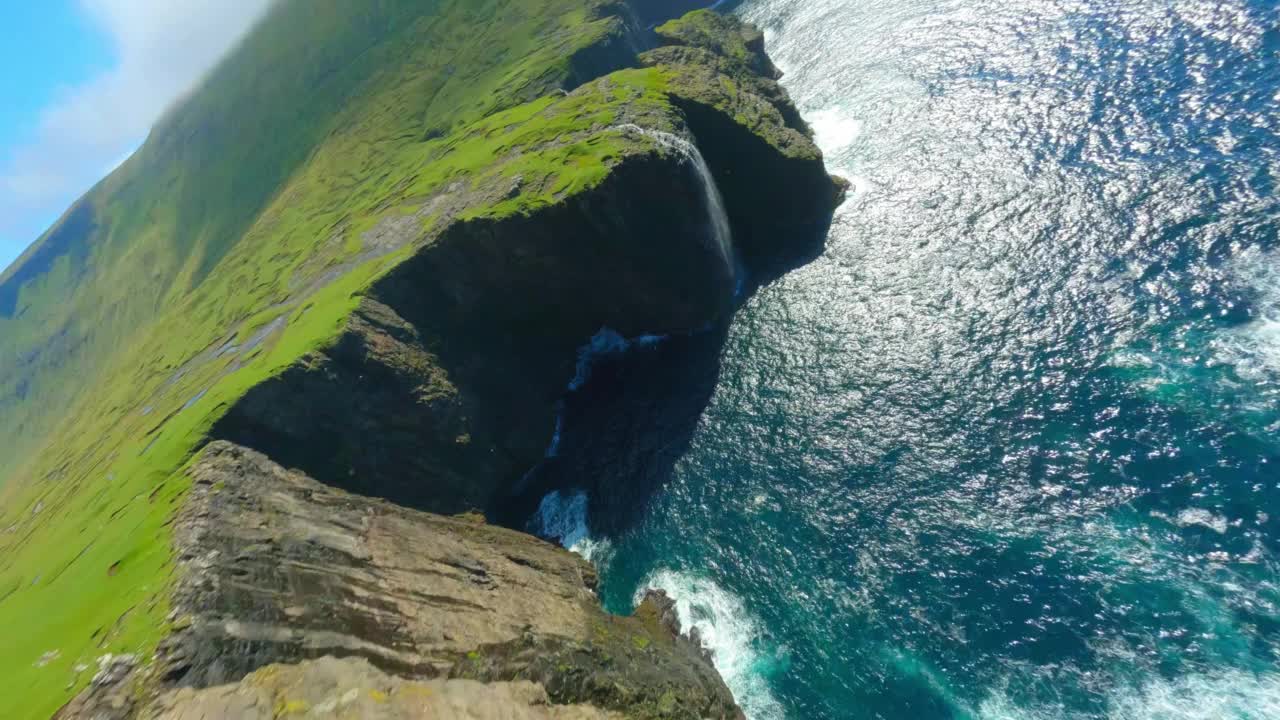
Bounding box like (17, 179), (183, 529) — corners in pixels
(525, 126), (743, 561)
(615, 124), (739, 289)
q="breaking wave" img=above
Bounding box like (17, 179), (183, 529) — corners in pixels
(530, 489), (613, 562)
(978, 669), (1280, 720)
(636, 570), (788, 720)
(1215, 249), (1280, 384)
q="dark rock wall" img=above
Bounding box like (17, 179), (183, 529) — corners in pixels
(643, 12), (847, 279)
(678, 98), (841, 277)
(214, 150), (734, 514)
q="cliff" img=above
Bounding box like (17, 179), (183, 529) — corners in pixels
(0, 2), (841, 718)
(58, 443), (740, 719)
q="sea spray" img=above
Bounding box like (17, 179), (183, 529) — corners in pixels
(976, 669), (1280, 720)
(528, 327), (666, 556)
(1215, 248), (1280, 384)
(531, 490), (589, 549)
(569, 328), (666, 392)
(1103, 669), (1280, 720)
(615, 124), (741, 293)
(637, 570), (788, 720)
(530, 489), (613, 562)
(807, 107), (863, 153)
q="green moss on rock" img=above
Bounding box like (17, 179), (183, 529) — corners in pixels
(656, 9), (781, 80)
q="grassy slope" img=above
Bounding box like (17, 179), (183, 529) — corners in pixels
(0, 1), (679, 717)
(0, 0), (633, 479)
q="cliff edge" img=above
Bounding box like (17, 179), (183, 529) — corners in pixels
(58, 442), (741, 720)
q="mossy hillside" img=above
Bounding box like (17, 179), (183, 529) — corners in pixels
(0, 253), (407, 720)
(0, 4), (693, 718)
(655, 9), (777, 77)
(0, 0), (638, 484)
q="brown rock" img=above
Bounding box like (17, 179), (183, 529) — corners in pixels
(147, 656), (621, 720)
(60, 442), (739, 719)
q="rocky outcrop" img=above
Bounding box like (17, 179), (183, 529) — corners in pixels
(63, 442), (738, 719)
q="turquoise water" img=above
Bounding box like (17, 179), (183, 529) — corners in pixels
(536, 0), (1280, 717)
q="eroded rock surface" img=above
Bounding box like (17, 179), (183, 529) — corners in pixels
(159, 442), (607, 684)
(150, 657), (622, 720)
(59, 442), (739, 719)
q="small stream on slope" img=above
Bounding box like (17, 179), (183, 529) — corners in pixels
(534, 1), (1280, 718)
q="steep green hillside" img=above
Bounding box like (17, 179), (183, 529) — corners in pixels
(0, 0), (639, 481)
(0, 1), (663, 716)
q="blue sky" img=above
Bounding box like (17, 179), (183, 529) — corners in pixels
(0, 4), (109, 151)
(0, 2), (109, 269)
(0, 0), (271, 274)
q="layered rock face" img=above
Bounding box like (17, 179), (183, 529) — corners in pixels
(151, 658), (626, 720)
(58, 6), (840, 719)
(60, 444), (740, 719)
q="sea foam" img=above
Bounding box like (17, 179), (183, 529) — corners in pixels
(977, 669), (1280, 720)
(808, 107), (863, 152)
(636, 570), (788, 720)
(568, 327), (665, 392)
(531, 489), (612, 563)
(1215, 248), (1280, 382)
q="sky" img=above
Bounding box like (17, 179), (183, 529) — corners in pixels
(0, 0), (272, 274)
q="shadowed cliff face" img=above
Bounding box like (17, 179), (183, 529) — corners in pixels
(645, 11), (849, 281)
(212, 148), (738, 515)
(500, 15), (849, 537)
(509, 321), (732, 536)
(630, 0), (718, 27)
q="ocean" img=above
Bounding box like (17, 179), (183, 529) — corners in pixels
(534, 0), (1280, 717)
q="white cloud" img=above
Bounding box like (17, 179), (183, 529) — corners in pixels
(0, 0), (272, 252)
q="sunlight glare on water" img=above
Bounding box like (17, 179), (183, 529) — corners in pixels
(569, 0), (1280, 717)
